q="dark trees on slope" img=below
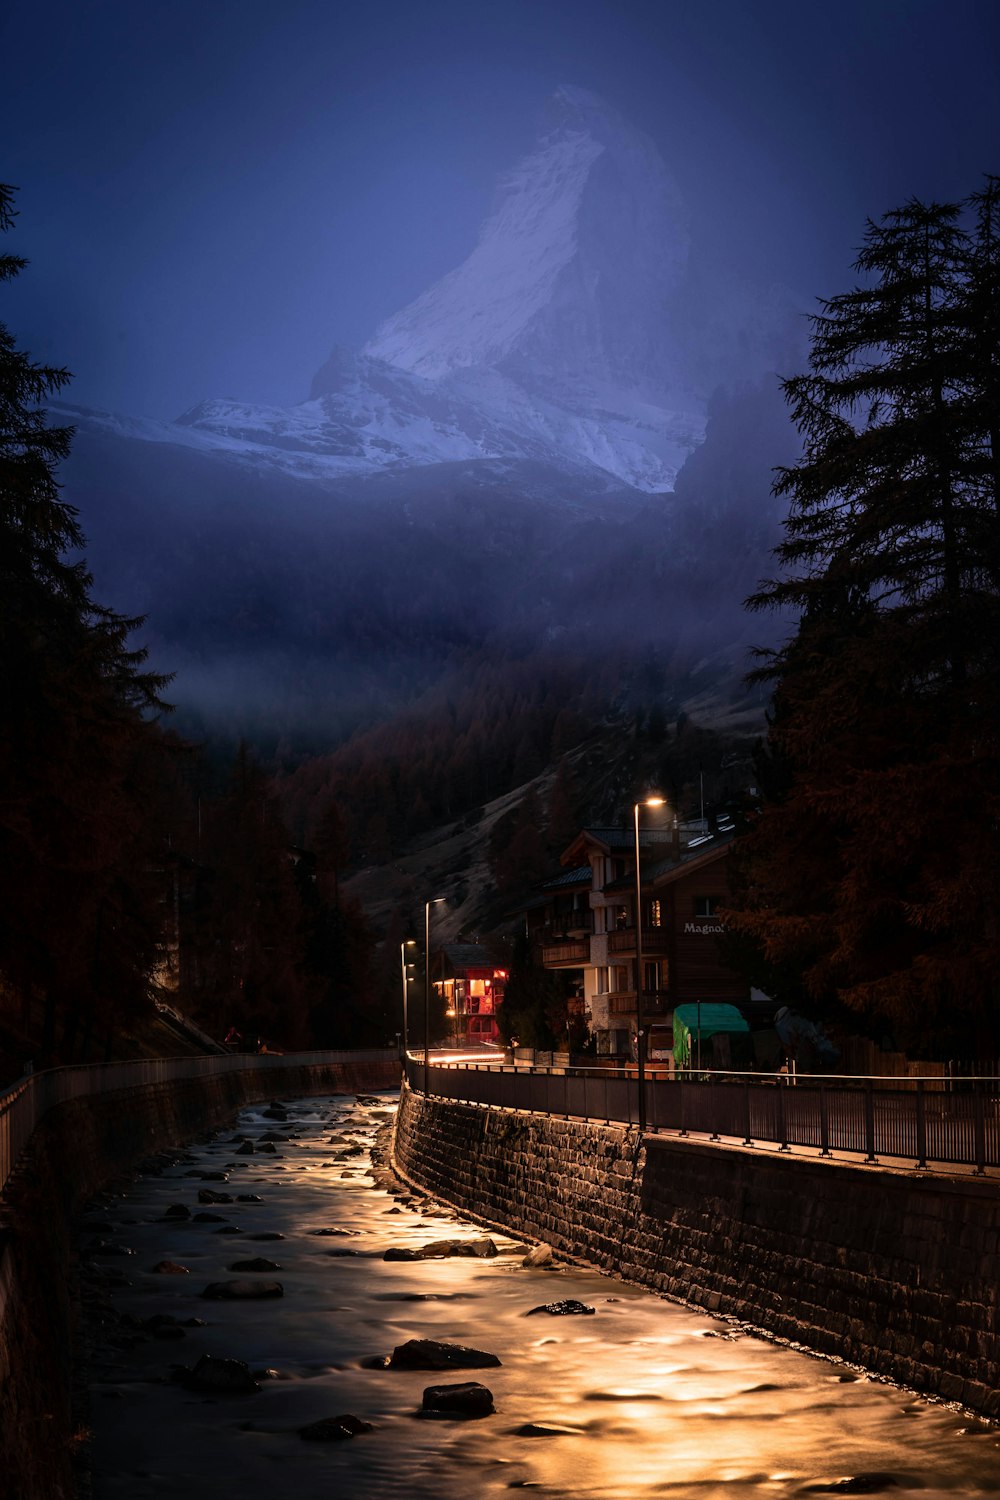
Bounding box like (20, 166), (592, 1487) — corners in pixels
(729, 186), (1000, 1057)
(0, 184), (174, 1065)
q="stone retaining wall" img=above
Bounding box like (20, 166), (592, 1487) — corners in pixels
(0, 1055), (399, 1500)
(393, 1084), (1000, 1420)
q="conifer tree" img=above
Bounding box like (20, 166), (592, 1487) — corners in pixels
(730, 188), (1000, 1055)
(0, 185), (173, 1063)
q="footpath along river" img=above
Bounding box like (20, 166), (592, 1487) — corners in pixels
(80, 1092), (1000, 1499)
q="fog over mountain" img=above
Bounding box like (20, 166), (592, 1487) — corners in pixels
(56, 86), (805, 745)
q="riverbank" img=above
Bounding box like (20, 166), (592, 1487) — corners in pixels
(392, 1083), (1000, 1421)
(0, 1054), (398, 1500)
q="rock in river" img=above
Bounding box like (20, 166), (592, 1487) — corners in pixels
(526, 1300), (596, 1316)
(420, 1382), (496, 1418)
(202, 1279), (284, 1300)
(386, 1339), (502, 1370)
(383, 1238), (498, 1262)
(174, 1355), (261, 1393)
(227, 1257), (282, 1273)
(299, 1414), (374, 1441)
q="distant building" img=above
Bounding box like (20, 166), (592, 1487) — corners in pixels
(527, 824), (748, 1055)
(431, 944), (507, 1047)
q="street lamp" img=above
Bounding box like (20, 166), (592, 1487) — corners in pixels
(634, 795), (665, 1134)
(424, 897), (446, 1093)
(400, 939), (416, 1062)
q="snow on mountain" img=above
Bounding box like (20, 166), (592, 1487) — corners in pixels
(366, 87), (689, 389)
(64, 86), (800, 496)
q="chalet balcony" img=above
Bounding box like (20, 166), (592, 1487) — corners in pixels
(607, 988), (669, 1018)
(607, 927), (670, 957)
(541, 911), (594, 940)
(541, 938), (590, 967)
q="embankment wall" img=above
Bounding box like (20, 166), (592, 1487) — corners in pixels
(0, 1054), (399, 1500)
(393, 1084), (1000, 1419)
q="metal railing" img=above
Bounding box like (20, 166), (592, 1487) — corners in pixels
(0, 1049), (397, 1198)
(405, 1056), (1000, 1174)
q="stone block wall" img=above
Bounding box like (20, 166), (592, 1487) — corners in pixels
(393, 1084), (1000, 1419)
(0, 1055), (399, 1500)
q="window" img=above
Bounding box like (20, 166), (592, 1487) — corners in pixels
(612, 965), (629, 993)
(643, 961), (659, 994)
(596, 966), (609, 995)
(694, 896), (719, 918)
(650, 898), (662, 927)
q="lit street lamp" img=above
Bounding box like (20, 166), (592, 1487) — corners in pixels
(634, 795), (665, 1134)
(424, 897), (446, 1092)
(399, 939), (416, 1061)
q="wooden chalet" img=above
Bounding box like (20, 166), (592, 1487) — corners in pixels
(530, 823), (749, 1056)
(431, 943), (507, 1047)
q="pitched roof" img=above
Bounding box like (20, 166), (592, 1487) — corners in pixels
(541, 865), (592, 890)
(437, 943), (496, 972)
(560, 825), (677, 863)
(603, 829), (736, 891)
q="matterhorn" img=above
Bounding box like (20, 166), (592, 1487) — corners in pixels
(75, 87), (795, 496)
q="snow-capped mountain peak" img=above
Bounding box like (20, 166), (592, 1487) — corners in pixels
(68, 87), (801, 495)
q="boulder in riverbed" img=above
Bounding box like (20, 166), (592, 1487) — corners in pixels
(299, 1414), (374, 1441)
(420, 1381), (495, 1418)
(387, 1340), (501, 1370)
(174, 1355), (260, 1394)
(526, 1300), (596, 1316)
(202, 1279), (284, 1300)
(384, 1238), (498, 1262)
(227, 1257), (282, 1273)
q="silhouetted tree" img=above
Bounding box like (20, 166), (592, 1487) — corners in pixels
(729, 187), (1000, 1056)
(0, 185), (173, 1065)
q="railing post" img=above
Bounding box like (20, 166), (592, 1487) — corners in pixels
(819, 1084), (831, 1157)
(678, 1076), (688, 1137)
(864, 1080), (878, 1164)
(915, 1079), (927, 1169)
(973, 1080), (987, 1176)
(742, 1080), (753, 1146)
(776, 1075), (790, 1151)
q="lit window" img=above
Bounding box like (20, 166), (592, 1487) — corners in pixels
(650, 899), (662, 927)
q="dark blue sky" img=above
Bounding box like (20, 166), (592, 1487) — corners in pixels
(2, 0), (998, 419)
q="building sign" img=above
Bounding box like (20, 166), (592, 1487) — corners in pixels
(683, 921), (726, 934)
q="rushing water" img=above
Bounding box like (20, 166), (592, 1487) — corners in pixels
(82, 1094), (1000, 1499)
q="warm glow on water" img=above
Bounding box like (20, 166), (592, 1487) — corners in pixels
(84, 1096), (1000, 1498)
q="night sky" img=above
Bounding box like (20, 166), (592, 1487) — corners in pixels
(2, 0), (998, 421)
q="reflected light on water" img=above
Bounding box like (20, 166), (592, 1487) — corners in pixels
(84, 1094), (1000, 1500)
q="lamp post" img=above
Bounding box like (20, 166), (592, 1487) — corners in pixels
(633, 795), (665, 1134)
(400, 939), (416, 1063)
(424, 897), (445, 1094)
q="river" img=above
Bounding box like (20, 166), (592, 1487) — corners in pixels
(81, 1092), (1000, 1498)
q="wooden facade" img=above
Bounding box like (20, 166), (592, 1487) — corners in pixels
(531, 826), (748, 1055)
